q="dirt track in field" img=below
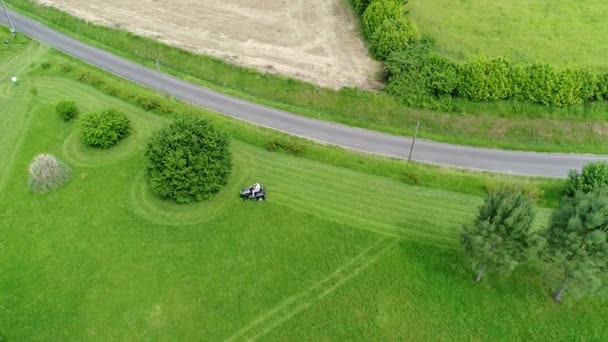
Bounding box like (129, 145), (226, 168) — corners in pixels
(35, 0), (381, 89)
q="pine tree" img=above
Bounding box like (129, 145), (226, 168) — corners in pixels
(545, 190), (608, 302)
(461, 188), (540, 282)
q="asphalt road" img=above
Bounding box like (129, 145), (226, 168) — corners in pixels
(2, 9), (606, 178)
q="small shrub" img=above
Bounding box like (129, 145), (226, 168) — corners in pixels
(263, 138), (307, 156)
(40, 62), (52, 70)
(136, 96), (161, 111)
(102, 85), (119, 97)
(77, 71), (103, 86)
(425, 54), (460, 96)
(146, 116), (232, 203)
(60, 63), (73, 73)
(264, 139), (283, 152)
(369, 17), (417, 60)
(56, 101), (79, 121)
(28, 154), (70, 193)
(79, 109), (131, 148)
(285, 141), (307, 157)
(400, 171), (421, 185)
(565, 162), (608, 197)
(458, 56), (513, 102)
(78, 72), (90, 82)
(362, 0), (403, 38)
(386, 40), (455, 100)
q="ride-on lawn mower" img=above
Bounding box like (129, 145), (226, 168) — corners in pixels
(240, 183), (266, 201)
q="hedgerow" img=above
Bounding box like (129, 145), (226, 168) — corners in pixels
(458, 56), (513, 102)
(361, 0), (417, 60)
(369, 17), (417, 60)
(386, 41), (608, 107)
(353, 1), (608, 108)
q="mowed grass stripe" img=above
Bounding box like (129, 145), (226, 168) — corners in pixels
(254, 158), (483, 208)
(271, 192), (458, 246)
(247, 146), (553, 245)
(254, 154), (483, 206)
(263, 174), (472, 233)
(262, 168), (477, 219)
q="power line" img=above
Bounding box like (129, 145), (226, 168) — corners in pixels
(1, 0), (16, 38)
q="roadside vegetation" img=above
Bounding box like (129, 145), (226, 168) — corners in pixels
(7, 0), (608, 154)
(1, 27), (606, 339)
(354, 0), (608, 108)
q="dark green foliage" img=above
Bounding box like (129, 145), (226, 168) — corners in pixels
(264, 138), (307, 157)
(136, 96), (161, 111)
(55, 100), (79, 121)
(599, 73), (608, 100)
(461, 188), (540, 282)
(386, 41), (458, 100)
(565, 162), (608, 197)
(369, 17), (417, 60)
(145, 116), (232, 203)
(425, 54), (460, 96)
(400, 171), (421, 185)
(458, 56), (513, 102)
(545, 190), (608, 301)
(40, 61), (51, 69)
(79, 109), (131, 148)
(351, 0), (373, 14)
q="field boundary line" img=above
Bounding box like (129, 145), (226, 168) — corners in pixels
(225, 237), (397, 341)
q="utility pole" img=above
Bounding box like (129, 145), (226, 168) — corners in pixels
(407, 120), (420, 163)
(155, 56), (166, 95)
(1, 0), (16, 39)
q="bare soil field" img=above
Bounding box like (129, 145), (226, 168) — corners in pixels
(35, 0), (381, 89)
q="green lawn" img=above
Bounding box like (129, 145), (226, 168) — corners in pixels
(0, 31), (605, 340)
(409, 0), (608, 70)
(7, 0), (608, 154)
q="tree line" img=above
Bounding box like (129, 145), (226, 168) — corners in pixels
(461, 162), (608, 302)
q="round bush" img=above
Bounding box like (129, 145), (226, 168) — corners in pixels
(145, 116), (232, 203)
(370, 17), (417, 60)
(28, 154), (70, 193)
(362, 0), (403, 38)
(79, 109), (131, 148)
(56, 101), (79, 121)
(458, 56), (513, 102)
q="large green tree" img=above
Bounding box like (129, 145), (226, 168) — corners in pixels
(545, 190), (608, 302)
(461, 188), (540, 282)
(145, 116), (232, 204)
